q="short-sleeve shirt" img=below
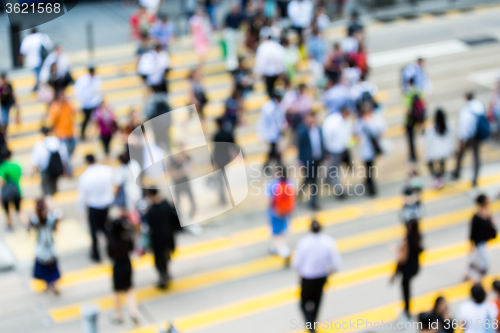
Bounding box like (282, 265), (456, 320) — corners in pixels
(48, 100), (75, 139)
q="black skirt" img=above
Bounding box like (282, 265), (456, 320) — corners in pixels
(113, 258), (132, 292)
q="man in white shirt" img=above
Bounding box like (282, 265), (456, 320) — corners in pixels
(293, 220), (342, 332)
(30, 126), (70, 204)
(254, 33), (286, 99)
(321, 76), (353, 115)
(39, 44), (73, 91)
(137, 44), (171, 93)
(452, 92), (486, 187)
(77, 154), (114, 262)
(19, 28), (53, 91)
(402, 58), (433, 95)
(457, 284), (498, 333)
(288, 0), (313, 47)
(322, 108), (352, 196)
(74, 67), (102, 140)
(258, 94), (286, 168)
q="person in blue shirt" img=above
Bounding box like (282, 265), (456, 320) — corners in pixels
(149, 13), (175, 50)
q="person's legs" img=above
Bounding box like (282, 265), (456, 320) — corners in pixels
(1, 105), (10, 132)
(113, 292), (123, 321)
(438, 159), (446, 178)
(62, 137), (76, 157)
(127, 289), (139, 321)
(453, 141), (467, 179)
(153, 246), (168, 288)
(264, 142), (277, 168)
(471, 139), (480, 187)
(406, 124), (416, 162)
(365, 160), (376, 196)
(88, 207), (100, 261)
(2, 200), (12, 229)
(300, 277), (326, 331)
(264, 75), (278, 99)
(402, 276), (411, 316)
(100, 135), (112, 156)
(34, 66), (42, 91)
(80, 108), (94, 140)
(427, 161), (437, 178)
(309, 163), (320, 208)
(476, 242), (489, 275)
(330, 152), (343, 188)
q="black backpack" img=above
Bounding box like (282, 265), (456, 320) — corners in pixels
(152, 99), (171, 119)
(46, 147), (64, 179)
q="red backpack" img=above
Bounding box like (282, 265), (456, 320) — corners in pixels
(273, 181), (296, 217)
(411, 94), (426, 124)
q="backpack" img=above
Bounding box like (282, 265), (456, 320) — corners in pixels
(40, 44), (49, 63)
(410, 94), (426, 124)
(152, 99), (171, 119)
(475, 113), (491, 141)
(273, 181), (296, 217)
(46, 145), (64, 179)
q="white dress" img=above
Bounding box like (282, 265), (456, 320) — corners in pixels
(424, 122), (455, 161)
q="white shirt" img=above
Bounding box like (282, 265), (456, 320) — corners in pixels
(20, 33), (52, 69)
(322, 112), (352, 154)
(40, 51), (71, 82)
(74, 73), (102, 109)
(341, 36), (358, 54)
(309, 126), (322, 160)
(354, 114), (387, 161)
(258, 99), (286, 143)
(457, 301), (498, 333)
(458, 99), (486, 141)
(254, 40), (286, 77)
(402, 62), (433, 94)
(30, 136), (69, 171)
(139, 0), (160, 8)
(292, 233), (342, 279)
(288, 0), (314, 28)
(425, 122), (455, 161)
(321, 84), (353, 114)
(137, 49), (171, 86)
(113, 161), (142, 211)
(342, 67), (361, 87)
(77, 164), (115, 211)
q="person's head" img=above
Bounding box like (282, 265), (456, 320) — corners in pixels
(158, 12), (168, 22)
(340, 107), (350, 119)
(54, 44), (63, 54)
(493, 280), (500, 297)
(303, 112), (316, 128)
(2, 149), (12, 161)
(55, 89), (65, 101)
(351, 11), (359, 21)
(50, 62), (58, 74)
(432, 296), (448, 316)
(476, 194), (489, 210)
(118, 151), (131, 165)
(138, 4), (146, 13)
(280, 37), (289, 47)
(471, 283), (486, 304)
(465, 91), (474, 101)
(348, 59), (357, 68)
(40, 126), (51, 137)
(360, 100), (374, 116)
(434, 108), (447, 135)
(35, 199), (48, 225)
(409, 77), (415, 87)
(215, 116), (225, 130)
(109, 218), (127, 239)
(190, 68), (201, 81)
(231, 88), (242, 100)
(146, 188), (161, 202)
(0, 72), (7, 84)
(418, 312), (437, 333)
(298, 83), (307, 94)
(31, 28), (38, 34)
(230, 4), (240, 14)
(333, 42), (341, 52)
(417, 58), (424, 67)
(88, 67), (95, 76)
(85, 154), (96, 165)
(153, 43), (162, 52)
(311, 220), (322, 233)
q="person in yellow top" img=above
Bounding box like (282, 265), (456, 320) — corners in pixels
(48, 90), (76, 157)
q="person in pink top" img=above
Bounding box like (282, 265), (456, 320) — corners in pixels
(93, 101), (117, 159)
(129, 5), (157, 41)
(189, 9), (212, 63)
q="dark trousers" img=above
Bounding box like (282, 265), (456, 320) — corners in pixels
(88, 206), (109, 260)
(402, 275), (412, 314)
(81, 107), (96, 139)
(428, 159), (445, 178)
(300, 161), (321, 207)
(174, 181), (196, 217)
(406, 124), (417, 162)
(264, 142), (282, 167)
(300, 276), (327, 330)
(454, 138), (480, 186)
(365, 160), (376, 196)
(100, 135), (112, 155)
(153, 245), (170, 280)
(264, 75), (279, 99)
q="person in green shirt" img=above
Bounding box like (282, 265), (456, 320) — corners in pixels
(0, 150), (23, 231)
(404, 77), (426, 163)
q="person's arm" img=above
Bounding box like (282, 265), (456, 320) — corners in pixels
(469, 216), (477, 252)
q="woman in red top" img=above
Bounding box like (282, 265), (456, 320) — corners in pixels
(129, 5), (156, 41)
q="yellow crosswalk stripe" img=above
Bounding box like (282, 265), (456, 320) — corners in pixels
(121, 238), (500, 333)
(45, 186), (500, 323)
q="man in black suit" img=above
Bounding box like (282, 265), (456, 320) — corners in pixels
(296, 112), (324, 210)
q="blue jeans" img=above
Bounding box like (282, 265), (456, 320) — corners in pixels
(62, 137), (76, 157)
(34, 66), (42, 90)
(0, 105), (11, 129)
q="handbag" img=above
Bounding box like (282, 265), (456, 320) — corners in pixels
(487, 219), (497, 241)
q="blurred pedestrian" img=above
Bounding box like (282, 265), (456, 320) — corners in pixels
(342, 59), (361, 88)
(351, 74), (378, 114)
(0, 150), (23, 231)
(254, 31), (286, 98)
(315, 6), (331, 31)
(232, 58), (254, 96)
(204, 0), (219, 29)
(48, 90), (76, 157)
(113, 152), (142, 223)
(0, 73), (20, 132)
(188, 68), (208, 120)
(107, 217), (139, 325)
(29, 199), (62, 295)
(404, 77), (426, 162)
(267, 170), (295, 265)
(402, 58), (432, 95)
(429, 296), (454, 333)
(400, 187), (422, 225)
(77, 154), (114, 262)
(144, 90), (172, 151)
(354, 101), (387, 196)
(149, 13), (175, 50)
(306, 28), (327, 65)
(347, 11), (364, 36)
(297, 112), (324, 210)
(93, 102), (117, 159)
(425, 109), (455, 189)
(213, 117), (238, 205)
(145, 188), (179, 289)
(391, 219), (422, 319)
(492, 280), (500, 330)
(465, 194), (497, 282)
(282, 37), (300, 82)
(324, 43), (344, 81)
(452, 92), (488, 187)
(487, 78), (500, 138)
(223, 5), (245, 72)
(341, 30), (359, 55)
(30, 127), (70, 206)
(223, 89), (243, 133)
(457, 284), (499, 333)
(292, 220), (342, 332)
(129, 5), (157, 41)
(287, 0), (314, 49)
(189, 9), (212, 63)
(137, 44), (171, 93)
(40, 44), (73, 93)
(19, 28), (52, 91)
(74, 67), (102, 140)
(281, 83), (314, 131)
(322, 107), (352, 198)
(258, 93), (286, 169)
(321, 75), (352, 115)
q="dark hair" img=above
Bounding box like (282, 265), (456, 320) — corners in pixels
(88, 67), (95, 75)
(85, 154), (95, 164)
(465, 92), (474, 101)
(31, 28), (38, 34)
(311, 220), (321, 233)
(215, 116), (225, 129)
(431, 296), (445, 315)
(118, 152), (130, 165)
(434, 108), (447, 136)
(35, 199), (48, 226)
(493, 280), (500, 294)
(146, 188), (159, 197)
(476, 194), (488, 207)
(40, 126), (50, 135)
(418, 311), (435, 331)
(107, 218), (133, 259)
(2, 149), (12, 160)
(409, 77), (415, 85)
(471, 284), (486, 304)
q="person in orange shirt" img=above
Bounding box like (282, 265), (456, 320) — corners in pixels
(48, 90), (76, 158)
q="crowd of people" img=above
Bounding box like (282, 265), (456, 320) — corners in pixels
(0, 0), (500, 331)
